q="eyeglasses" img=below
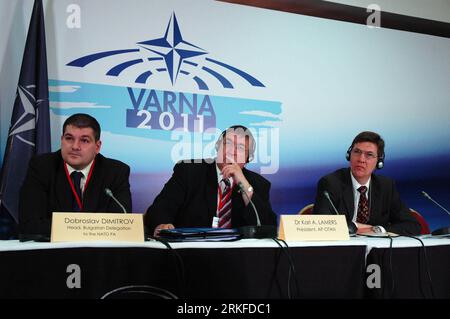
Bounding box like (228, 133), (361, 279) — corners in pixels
(224, 138), (247, 153)
(351, 148), (378, 160)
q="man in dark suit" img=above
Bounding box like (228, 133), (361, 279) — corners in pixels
(145, 125), (277, 237)
(19, 113), (131, 240)
(313, 131), (420, 235)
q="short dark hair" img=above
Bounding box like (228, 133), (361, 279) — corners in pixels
(62, 113), (101, 141)
(350, 131), (385, 157)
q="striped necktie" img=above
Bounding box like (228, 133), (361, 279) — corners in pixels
(217, 179), (232, 228)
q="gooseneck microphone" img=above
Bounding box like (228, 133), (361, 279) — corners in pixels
(323, 191), (339, 215)
(421, 191), (450, 236)
(323, 191), (357, 235)
(105, 188), (128, 214)
(236, 182), (276, 238)
(238, 182), (261, 226)
(422, 191), (450, 217)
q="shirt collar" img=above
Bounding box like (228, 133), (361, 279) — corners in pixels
(350, 171), (371, 192)
(66, 160), (94, 178)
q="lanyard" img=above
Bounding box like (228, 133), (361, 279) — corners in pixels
(63, 159), (95, 210)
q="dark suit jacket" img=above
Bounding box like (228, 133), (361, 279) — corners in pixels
(313, 168), (420, 235)
(144, 160), (277, 233)
(19, 150), (132, 238)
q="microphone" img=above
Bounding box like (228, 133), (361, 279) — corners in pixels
(236, 182), (277, 239)
(238, 182), (260, 226)
(323, 191), (339, 215)
(104, 188), (128, 214)
(422, 191), (450, 217)
(323, 191), (357, 235)
(421, 191), (450, 236)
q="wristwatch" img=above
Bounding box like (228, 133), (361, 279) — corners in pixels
(372, 226), (384, 233)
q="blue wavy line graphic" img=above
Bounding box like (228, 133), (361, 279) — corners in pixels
(107, 59), (143, 76)
(67, 49), (140, 67)
(135, 71), (153, 84)
(205, 57), (264, 87)
(183, 60), (198, 67)
(192, 76), (208, 90)
(202, 66), (233, 89)
(179, 70), (208, 90)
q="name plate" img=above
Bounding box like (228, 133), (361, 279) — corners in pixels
(51, 212), (145, 242)
(278, 215), (350, 241)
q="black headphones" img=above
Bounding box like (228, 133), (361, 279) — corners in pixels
(346, 145), (385, 169)
(215, 125), (256, 163)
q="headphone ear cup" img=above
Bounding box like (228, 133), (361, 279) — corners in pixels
(377, 160), (384, 169)
(376, 153), (385, 169)
(249, 143), (255, 163)
(345, 146), (352, 161)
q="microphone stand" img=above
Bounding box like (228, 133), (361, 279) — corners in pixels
(237, 183), (277, 239)
(324, 191), (357, 235)
(105, 188), (128, 214)
(422, 191), (450, 236)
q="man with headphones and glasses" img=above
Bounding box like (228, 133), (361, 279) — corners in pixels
(313, 131), (420, 235)
(145, 125), (277, 237)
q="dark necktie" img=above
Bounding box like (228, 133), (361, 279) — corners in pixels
(218, 179), (232, 228)
(71, 171), (83, 211)
(356, 186), (369, 223)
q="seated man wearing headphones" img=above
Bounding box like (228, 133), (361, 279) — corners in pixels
(313, 131), (420, 235)
(145, 125), (277, 237)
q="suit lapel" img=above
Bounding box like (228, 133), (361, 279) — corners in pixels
(205, 161), (218, 220)
(368, 175), (380, 222)
(55, 158), (74, 211)
(342, 169), (355, 219)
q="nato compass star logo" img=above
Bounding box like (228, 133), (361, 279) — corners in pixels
(67, 13), (264, 90)
(9, 84), (45, 146)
